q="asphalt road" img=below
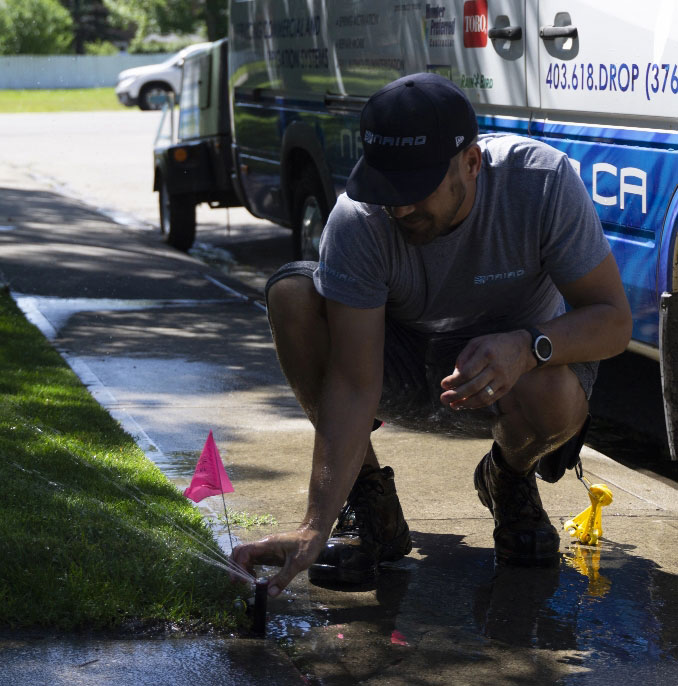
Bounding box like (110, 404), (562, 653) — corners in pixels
(0, 109), (672, 474)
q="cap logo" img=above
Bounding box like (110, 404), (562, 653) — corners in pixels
(364, 130), (427, 146)
(455, 135), (465, 147)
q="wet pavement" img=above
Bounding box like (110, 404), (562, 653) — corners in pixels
(0, 633), (306, 686)
(3, 165), (678, 684)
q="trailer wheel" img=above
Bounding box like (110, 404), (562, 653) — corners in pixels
(293, 169), (328, 260)
(158, 177), (196, 251)
(159, 175), (170, 235)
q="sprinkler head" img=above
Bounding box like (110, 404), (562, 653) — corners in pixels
(253, 577), (268, 636)
(233, 598), (247, 614)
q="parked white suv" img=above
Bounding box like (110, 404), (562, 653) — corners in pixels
(115, 42), (211, 110)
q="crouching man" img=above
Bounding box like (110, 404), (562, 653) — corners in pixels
(233, 73), (632, 596)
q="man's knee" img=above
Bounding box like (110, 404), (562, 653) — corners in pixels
(267, 274), (325, 328)
(499, 365), (588, 446)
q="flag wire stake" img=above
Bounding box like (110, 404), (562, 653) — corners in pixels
(219, 490), (235, 554)
(212, 433), (235, 555)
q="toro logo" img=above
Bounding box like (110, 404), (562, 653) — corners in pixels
(463, 0), (488, 48)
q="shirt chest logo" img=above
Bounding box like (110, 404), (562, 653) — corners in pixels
(474, 269), (525, 285)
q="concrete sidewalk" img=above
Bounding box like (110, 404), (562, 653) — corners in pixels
(2, 169), (678, 684)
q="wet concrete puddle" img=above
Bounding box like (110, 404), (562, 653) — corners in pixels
(259, 535), (678, 683)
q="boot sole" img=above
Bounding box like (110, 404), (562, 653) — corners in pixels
(308, 534), (412, 586)
(308, 562), (377, 585)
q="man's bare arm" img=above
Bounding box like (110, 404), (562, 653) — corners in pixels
(537, 252), (632, 364)
(233, 300), (385, 594)
(303, 299), (385, 536)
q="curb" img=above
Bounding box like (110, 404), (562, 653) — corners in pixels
(581, 445), (678, 512)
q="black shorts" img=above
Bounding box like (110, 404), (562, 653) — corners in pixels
(266, 261), (598, 438)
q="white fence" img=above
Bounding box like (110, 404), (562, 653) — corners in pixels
(0, 54), (173, 89)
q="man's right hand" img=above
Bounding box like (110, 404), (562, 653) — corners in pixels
(231, 526), (327, 597)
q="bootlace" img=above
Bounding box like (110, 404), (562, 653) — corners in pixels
(496, 470), (544, 523)
(334, 477), (385, 538)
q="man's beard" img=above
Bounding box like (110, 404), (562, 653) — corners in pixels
(391, 182), (467, 245)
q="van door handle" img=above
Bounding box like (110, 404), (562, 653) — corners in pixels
(540, 25), (578, 39)
(488, 26), (522, 40)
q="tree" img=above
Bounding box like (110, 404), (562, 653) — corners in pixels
(0, 0), (74, 54)
(203, 0), (227, 41)
(59, 0), (126, 54)
(103, 0), (227, 49)
(104, 0), (196, 46)
(0, 7), (11, 54)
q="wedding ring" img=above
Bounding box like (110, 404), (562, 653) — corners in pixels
(484, 385), (495, 397)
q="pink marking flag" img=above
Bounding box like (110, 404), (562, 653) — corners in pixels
(390, 630), (409, 646)
(183, 431), (234, 503)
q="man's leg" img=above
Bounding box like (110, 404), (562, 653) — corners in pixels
(266, 268), (410, 583)
(494, 364), (589, 472)
(475, 364), (590, 565)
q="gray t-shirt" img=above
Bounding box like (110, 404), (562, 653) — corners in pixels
(314, 133), (610, 336)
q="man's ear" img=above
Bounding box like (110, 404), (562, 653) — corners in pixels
(464, 145), (482, 179)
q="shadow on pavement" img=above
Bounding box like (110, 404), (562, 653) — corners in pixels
(0, 186), (230, 301)
(267, 530), (678, 684)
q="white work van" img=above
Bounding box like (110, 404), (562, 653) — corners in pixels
(227, 0), (678, 458)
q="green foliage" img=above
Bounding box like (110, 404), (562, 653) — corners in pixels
(153, 0), (201, 35)
(0, 292), (247, 632)
(0, 0), (225, 55)
(0, 7), (10, 54)
(103, 0), (225, 48)
(103, 0), (197, 46)
(84, 39), (119, 55)
(0, 0), (74, 55)
(203, 0), (227, 41)
(60, 1), (125, 54)
(216, 508), (278, 530)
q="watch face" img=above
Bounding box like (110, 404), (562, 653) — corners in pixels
(535, 335), (552, 360)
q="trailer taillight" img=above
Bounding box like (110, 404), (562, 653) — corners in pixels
(173, 148), (188, 163)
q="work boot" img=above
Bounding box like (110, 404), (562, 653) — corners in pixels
(474, 444), (560, 566)
(308, 465), (412, 585)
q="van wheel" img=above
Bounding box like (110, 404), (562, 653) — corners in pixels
(139, 83), (171, 111)
(293, 169), (328, 260)
(159, 179), (196, 251)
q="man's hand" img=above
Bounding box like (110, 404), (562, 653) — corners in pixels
(231, 526), (327, 597)
(439, 330), (533, 410)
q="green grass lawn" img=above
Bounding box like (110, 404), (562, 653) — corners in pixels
(0, 288), (250, 633)
(0, 88), (126, 113)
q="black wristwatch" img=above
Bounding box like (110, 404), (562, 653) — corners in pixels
(526, 327), (553, 366)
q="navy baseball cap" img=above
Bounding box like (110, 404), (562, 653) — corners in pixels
(346, 73), (478, 206)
